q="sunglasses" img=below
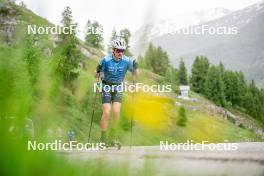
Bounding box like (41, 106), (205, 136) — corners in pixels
(115, 49), (125, 53)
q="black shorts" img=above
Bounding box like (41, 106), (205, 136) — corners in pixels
(101, 82), (123, 104)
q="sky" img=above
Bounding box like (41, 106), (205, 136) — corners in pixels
(17, 0), (262, 48)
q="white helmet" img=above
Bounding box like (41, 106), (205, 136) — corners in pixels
(112, 38), (127, 50)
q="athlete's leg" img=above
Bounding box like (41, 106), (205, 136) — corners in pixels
(100, 103), (111, 142)
(112, 102), (121, 128)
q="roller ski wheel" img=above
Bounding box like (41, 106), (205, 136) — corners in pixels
(107, 140), (121, 150)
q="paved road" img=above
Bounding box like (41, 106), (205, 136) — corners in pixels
(61, 142), (264, 176)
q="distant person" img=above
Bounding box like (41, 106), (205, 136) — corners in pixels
(67, 130), (75, 141)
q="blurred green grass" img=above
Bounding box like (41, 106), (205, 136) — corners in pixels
(0, 1), (263, 175)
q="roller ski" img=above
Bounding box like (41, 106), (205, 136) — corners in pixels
(99, 132), (121, 150)
(99, 139), (121, 150)
(107, 140), (121, 150)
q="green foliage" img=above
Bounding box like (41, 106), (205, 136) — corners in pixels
(190, 56), (209, 93)
(84, 20), (103, 49)
(190, 57), (264, 125)
(205, 65), (226, 107)
(137, 54), (145, 68)
(56, 6), (81, 86)
(165, 66), (178, 84)
(244, 81), (264, 123)
(23, 35), (40, 86)
(107, 28), (117, 53)
(143, 43), (169, 76)
(178, 59), (188, 85)
(120, 28), (132, 56)
(144, 43), (155, 69)
(0, 45), (32, 117)
(223, 70), (246, 107)
(177, 106), (187, 127)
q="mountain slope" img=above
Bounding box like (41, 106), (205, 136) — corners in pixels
(131, 7), (232, 56)
(151, 1), (264, 87)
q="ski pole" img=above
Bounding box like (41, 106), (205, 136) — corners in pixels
(130, 74), (136, 148)
(88, 73), (100, 143)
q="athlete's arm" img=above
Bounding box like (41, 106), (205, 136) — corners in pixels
(132, 59), (138, 76)
(95, 58), (105, 79)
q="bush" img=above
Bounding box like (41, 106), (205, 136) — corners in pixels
(177, 106), (187, 127)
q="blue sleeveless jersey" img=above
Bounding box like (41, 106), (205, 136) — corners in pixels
(99, 54), (134, 83)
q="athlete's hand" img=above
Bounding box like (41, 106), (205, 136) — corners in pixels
(133, 59), (138, 70)
(94, 71), (100, 81)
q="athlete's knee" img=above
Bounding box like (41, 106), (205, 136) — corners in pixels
(112, 103), (121, 114)
(103, 110), (110, 119)
(102, 104), (111, 119)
